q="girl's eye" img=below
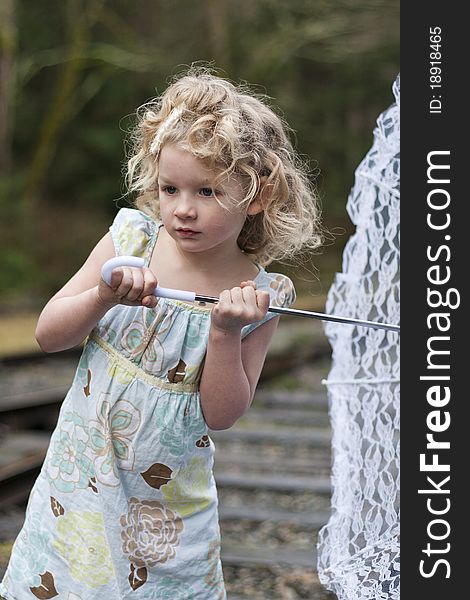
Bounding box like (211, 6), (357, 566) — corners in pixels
(162, 186), (177, 195)
(200, 187), (214, 197)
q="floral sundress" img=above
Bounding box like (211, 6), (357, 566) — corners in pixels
(0, 208), (296, 600)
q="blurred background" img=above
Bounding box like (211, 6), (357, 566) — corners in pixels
(0, 0), (399, 352)
(0, 2), (399, 595)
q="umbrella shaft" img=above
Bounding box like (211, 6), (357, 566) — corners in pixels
(195, 295), (400, 333)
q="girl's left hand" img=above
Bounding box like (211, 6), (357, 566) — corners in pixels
(210, 281), (270, 334)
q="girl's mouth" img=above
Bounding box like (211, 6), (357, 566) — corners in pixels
(176, 228), (200, 237)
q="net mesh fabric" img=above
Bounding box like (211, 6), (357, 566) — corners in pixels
(317, 75), (400, 600)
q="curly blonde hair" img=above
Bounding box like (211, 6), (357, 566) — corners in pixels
(125, 66), (322, 267)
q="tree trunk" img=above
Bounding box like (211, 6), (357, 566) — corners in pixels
(206, 0), (230, 69)
(22, 0), (88, 203)
(0, 0), (16, 173)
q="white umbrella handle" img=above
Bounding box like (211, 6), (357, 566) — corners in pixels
(101, 256), (400, 331)
(101, 256), (196, 303)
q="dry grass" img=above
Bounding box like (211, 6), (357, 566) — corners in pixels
(0, 313), (40, 357)
(0, 540), (13, 574)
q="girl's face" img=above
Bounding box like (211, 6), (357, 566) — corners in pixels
(157, 144), (250, 257)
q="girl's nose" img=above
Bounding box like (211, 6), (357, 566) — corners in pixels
(174, 194), (197, 219)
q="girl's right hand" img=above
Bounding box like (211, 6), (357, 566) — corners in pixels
(97, 266), (158, 308)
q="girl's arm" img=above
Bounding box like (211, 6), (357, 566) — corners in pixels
(199, 283), (279, 430)
(35, 233), (157, 353)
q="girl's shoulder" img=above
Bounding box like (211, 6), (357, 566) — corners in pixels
(255, 266), (296, 309)
(109, 207), (160, 258)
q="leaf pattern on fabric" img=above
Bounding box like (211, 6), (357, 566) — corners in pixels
(76, 342), (100, 390)
(141, 463), (173, 489)
(53, 511), (115, 588)
(120, 497), (183, 568)
(162, 457), (212, 518)
(29, 571), (58, 599)
(89, 393), (141, 487)
(50, 497), (65, 518)
(195, 435), (210, 448)
(83, 369), (92, 397)
(167, 359), (187, 383)
(128, 564), (147, 591)
(46, 412), (94, 493)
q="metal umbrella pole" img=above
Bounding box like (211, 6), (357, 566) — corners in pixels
(101, 256), (400, 333)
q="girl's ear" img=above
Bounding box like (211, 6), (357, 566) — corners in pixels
(247, 176), (268, 216)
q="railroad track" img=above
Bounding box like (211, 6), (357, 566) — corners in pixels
(212, 389), (336, 599)
(0, 323), (336, 599)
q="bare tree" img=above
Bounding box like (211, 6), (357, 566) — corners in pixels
(0, 0), (16, 172)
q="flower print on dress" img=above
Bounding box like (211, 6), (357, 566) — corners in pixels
(269, 274), (296, 307)
(140, 576), (195, 599)
(161, 420), (207, 456)
(204, 539), (225, 599)
(46, 412), (94, 493)
(53, 511), (115, 589)
(120, 497), (183, 563)
(92, 323), (118, 346)
(183, 315), (210, 350)
(3, 511), (53, 590)
(89, 393), (141, 487)
(121, 319), (158, 368)
(182, 362), (205, 385)
(114, 210), (154, 257)
(107, 360), (134, 385)
(155, 403), (207, 458)
(121, 307), (172, 373)
(162, 456), (212, 518)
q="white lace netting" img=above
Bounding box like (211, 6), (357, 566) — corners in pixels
(317, 75), (400, 600)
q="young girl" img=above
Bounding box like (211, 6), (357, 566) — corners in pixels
(1, 67), (322, 599)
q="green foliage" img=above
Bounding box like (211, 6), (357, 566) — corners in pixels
(0, 0), (399, 301)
